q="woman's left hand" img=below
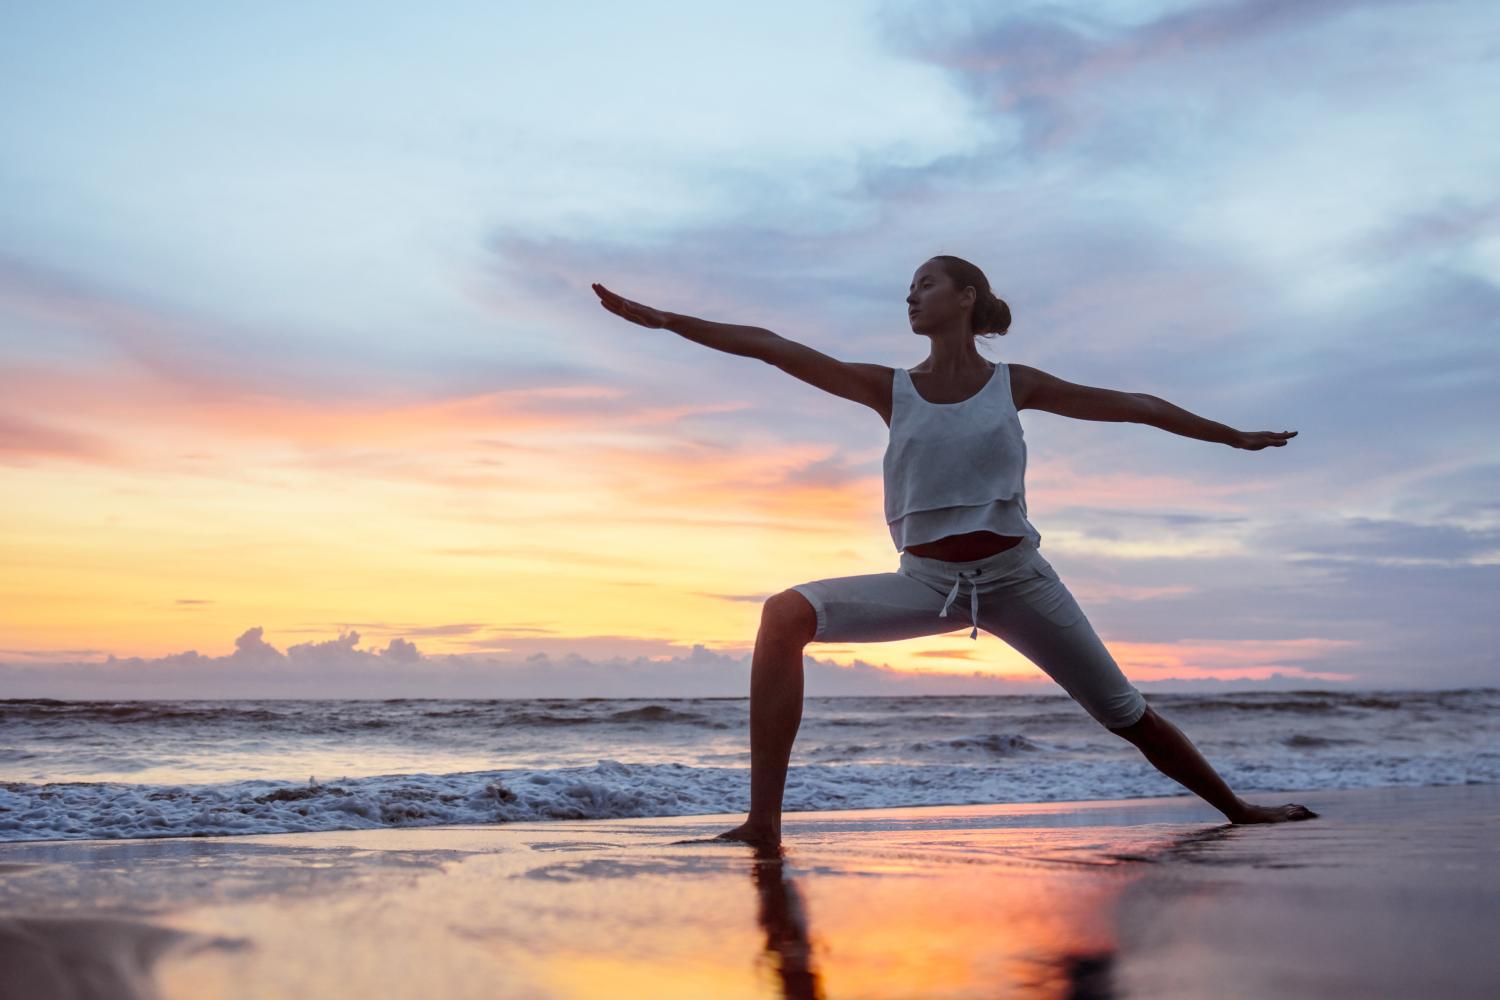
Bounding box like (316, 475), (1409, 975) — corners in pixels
(592, 283), (669, 329)
(1232, 430), (1298, 450)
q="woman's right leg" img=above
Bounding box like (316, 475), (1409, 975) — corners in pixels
(715, 590), (818, 846)
(715, 570), (960, 846)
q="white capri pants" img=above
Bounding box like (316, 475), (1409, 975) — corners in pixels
(790, 537), (1148, 729)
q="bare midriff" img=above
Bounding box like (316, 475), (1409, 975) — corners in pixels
(903, 530), (1024, 562)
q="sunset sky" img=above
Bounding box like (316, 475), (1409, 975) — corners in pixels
(3, 1), (1496, 697)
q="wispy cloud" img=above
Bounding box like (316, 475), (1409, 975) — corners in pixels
(879, 0), (1429, 158)
(0, 410), (118, 464)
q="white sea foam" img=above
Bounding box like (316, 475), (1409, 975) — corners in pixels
(2, 690), (1496, 841)
(3, 750), (1498, 842)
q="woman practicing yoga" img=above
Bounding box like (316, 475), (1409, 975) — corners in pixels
(592, 256), (1316, 848)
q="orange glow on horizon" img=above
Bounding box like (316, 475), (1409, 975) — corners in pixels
(2, 299), (1354, 683)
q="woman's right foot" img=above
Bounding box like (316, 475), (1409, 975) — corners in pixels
(715, 820), (781, 847)
(1228, 802), (1319, 823)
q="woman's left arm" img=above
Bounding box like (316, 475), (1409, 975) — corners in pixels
(1012, 364), (1297, 450)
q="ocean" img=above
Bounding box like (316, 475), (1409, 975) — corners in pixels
(2, 689), (1496, 842)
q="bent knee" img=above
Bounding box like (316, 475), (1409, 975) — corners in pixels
(762, 589), (818, 644)
(1105, 699), (1153, 736)
(1082, 686), (1149, 733)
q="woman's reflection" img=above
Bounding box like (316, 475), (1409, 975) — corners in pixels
(749, 842), (824, 1000)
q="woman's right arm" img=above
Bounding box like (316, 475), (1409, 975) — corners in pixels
(593, 283), (890, 418)
(664, 312), (778, 358)
(593, 282), (776, 356)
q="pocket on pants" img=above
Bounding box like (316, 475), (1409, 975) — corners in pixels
(1015, 556), (1085, 628)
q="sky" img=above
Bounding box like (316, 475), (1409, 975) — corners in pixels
(2, 0), (1497, 698)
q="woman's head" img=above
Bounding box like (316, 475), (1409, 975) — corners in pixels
(906, 255), (1012, 340)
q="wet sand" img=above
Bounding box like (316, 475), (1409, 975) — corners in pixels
(0, 784), (1495, 999)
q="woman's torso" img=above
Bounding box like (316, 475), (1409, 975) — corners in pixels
(885, 363), (1029, 561)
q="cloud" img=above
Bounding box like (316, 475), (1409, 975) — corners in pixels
(0, 623), (1374, 700)
(381, 637), (421, 663)
(1044, 510), (1500, 689)
(696, 591), (773, 604)
(0, 410), (119, 464)
(1274, 517), (1500, 563)
(233, 625), (280, 661)
(314, 622), (493, 638)
(878, 0), (1426, 159)
(1105, 636), (1357, 683)
(0, 255), (331, 403)
(0, 256), (764, 479)
(1357, 198), (1500, 265)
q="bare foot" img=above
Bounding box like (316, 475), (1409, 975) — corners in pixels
(1229, 802), (1319, 824)
(715, 820), (781, 848)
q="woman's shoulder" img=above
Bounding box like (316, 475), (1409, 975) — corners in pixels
(1006, 362), (1042, 410)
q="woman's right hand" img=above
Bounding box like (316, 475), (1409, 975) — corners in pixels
(1231, 429), (1298, 450)
(592, 283), (669, 329)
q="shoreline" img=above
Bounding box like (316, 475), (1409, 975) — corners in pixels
(0, 780), (1480, 847)
(2, 784), (1496, 998)
(8, 689), (1495, 843)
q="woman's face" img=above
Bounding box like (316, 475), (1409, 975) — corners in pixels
(906, 260), (973, 334)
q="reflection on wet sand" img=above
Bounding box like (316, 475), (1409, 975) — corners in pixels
(0, 796), (1305, 999)
(749, 843), (823, 1000)
(733, 823), (1230, 999)
(0, 915), (247, 1000)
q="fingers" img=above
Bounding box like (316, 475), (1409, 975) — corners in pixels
(592, 284), (656, 327)
(593, 283), (638, 313)
(1238, 430), (1297, 451)
(592, 282), (619, 305)
(592, 282), (664, 328)
(592, 283), (628, 313)
(593, 283), (638, 308)
(592, 282), (625, 307)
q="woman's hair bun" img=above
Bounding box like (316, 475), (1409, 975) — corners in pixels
(931, 254), (1012, 337)
(977, 292), (1012, 336)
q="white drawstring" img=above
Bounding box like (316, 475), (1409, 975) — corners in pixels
(938, 569), (982, 640)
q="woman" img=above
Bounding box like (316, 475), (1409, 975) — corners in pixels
(592, 256), (1316, 849)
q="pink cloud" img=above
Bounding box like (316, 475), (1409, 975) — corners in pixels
(0, 410), (119, 464)
(1112, 636), (1360, 683)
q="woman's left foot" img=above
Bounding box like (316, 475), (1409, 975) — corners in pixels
(1229, 802), (1318, 824)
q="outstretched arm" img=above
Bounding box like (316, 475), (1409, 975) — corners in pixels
(1014, 363), (1297, 450)
(592, 283), (775, 356)
(591, 283), (888, 414)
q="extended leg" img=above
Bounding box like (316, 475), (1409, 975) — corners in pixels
(985, 565), (1317, 826)
(1111, 706), (1317, 823)
(716, 590), (817, 847)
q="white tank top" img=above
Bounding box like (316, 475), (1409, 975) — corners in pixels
(882, 363), (1040, 552)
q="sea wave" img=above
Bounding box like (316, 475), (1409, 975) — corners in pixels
(0, 698), (733, 730)
(4, 748), (1498, 843)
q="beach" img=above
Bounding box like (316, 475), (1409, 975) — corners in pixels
(2, 783), (1495, 999)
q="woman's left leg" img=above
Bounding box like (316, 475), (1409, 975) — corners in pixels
(1108, 707), (1317, 823)
(983, 552), (1317, 824)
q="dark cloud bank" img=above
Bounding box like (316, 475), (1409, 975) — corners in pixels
(0, 624), (1419, 700)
